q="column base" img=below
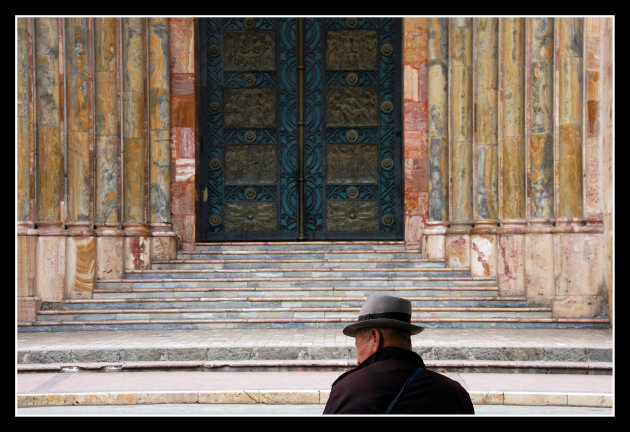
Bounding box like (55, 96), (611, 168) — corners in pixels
(65, 236), (96, 299)
(150, 223), (178, 260)
(421, 221), (447, 260)
(17, 296), (41, 323)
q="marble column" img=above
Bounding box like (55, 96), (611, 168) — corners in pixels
(470, 18), (498, 277)
(148, 18), (176, 259)
(34, 18), (67, 302)
(65, 18), (92, 234)
(94, 17), (125, 279)
(552, 18), (606, 319)
(556, 18), (584, 224)
(64, 18), (96, 298)
(169, 18), (197, 251)
(122, 18), (151, 269)
(17, 17), (41, 320)
(446, 18), (473, 268)
(527, 18), (555, 228)
(424, 17), (449, 260)
(473, 18), (499, 226)
(17, 17), (34, 231)
(34, 18), (65, 234)
(524, 18), (555, 305)
(497, 18), (526, 297)
(500, 18), (526, 222)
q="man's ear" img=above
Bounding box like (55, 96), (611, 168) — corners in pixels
(371, 328), (382, 349)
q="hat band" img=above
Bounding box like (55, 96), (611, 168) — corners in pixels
(358, 312), (411, 323)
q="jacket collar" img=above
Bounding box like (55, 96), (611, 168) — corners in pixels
(332, 347), (425, 387)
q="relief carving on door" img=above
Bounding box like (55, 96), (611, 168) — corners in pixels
(200, 18), (402, 241)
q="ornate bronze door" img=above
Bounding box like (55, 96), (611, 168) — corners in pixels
(200, 18), (402, 241)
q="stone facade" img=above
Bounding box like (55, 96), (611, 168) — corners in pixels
(16, 17), (613, 325)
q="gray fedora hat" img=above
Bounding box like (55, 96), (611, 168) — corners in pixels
(343, 295), (423, 337)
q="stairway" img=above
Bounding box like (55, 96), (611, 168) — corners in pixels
(19, 241), (611, 332)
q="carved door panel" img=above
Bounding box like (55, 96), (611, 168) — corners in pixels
(200, 18), (402, 241)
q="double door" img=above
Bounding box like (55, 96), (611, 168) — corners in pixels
(200, 18), (402, 241)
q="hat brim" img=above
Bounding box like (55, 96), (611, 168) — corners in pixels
(343, 318), (424, 337)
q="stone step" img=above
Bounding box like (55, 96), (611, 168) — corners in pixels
(16, 328), (613, 374)
(16, 359), (613, 375)
(37, 305), (553, 320)
(95, 276), (494, 291)
(58, 295), (531, 309)
(124, 267), (471, 280)
(92, 285), (501, 299)
(151, 258), (443, 270)
(177, 251), (425, 261)
(190, 241), (412, 252)
(19, 316), (611, 332)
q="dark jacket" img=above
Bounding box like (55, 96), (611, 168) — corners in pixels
(323, 346), (474, 415)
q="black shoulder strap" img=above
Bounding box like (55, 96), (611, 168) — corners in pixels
(384, 366), (424, 414)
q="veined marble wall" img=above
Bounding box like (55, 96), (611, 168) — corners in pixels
(17, 18), (177, 315)
(420, 17), (613, 320)
(17, 17), (613, 324)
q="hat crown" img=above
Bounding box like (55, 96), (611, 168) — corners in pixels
(360, 295), (411, 316)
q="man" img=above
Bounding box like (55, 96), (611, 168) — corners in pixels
(323, 295), (474, 414)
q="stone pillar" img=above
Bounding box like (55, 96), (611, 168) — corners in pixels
(34, 17), (67, 302)
(551, 18), (606, 319)
(470, 18), (498, 278)
(17, 17), (33, 231)
(556, 17), (584, 222)
(524, 18), (555, 305)
(402, 18), (429, 249)
(65, 18), (96, 298)
(497, 18), (526, 297)
(94, 17), (125, 279)
(424, 17), (448, 260)
(446, 18), (473, 268)
(169, 18), (197, 250)
(17, 17), (40, 320)
(65, 18), (92, 234)
(122, 18), (151, 269)
(600, 18), (613, 322)
(148, 18), (177, 260)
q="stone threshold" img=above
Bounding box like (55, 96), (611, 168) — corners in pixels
(16, 390), (613, 408)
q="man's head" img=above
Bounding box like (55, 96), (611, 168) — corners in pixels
(354, 326), (412, 364)
(343, 295), (423, 337)
(343, 295), (423, 364)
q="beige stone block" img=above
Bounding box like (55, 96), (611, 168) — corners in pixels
(18, 236), (37, 297)
(503, 392), (567, 406)
(97, 236), (124, 279)
(567, 393), (612, 407)
(136, 391), (198, 404)
(552, 295), (605, 319)
(36, 236), (66, 302)
(446, 234), (470, 268)
(199, 391), (259, 404)
(404, 64), (419, 102)
(65, 236), (95, 299)
(151, 236), (177, 260)
(469, 391), (504, 405)
(320, 389), (331, 404)
(525, 233), (554, 305)
(554, 233), (604, 297)
(470, 234), (496, 277)
(18, 297), (42, 322)
(74, 393), (111, 405)
(497, 234), (525, 296)
(125, 236), (151, 270)
(258, 390), (320, 405)
(45, 393), (78, 406)
(18, 393), (76, 407)
(423, 234), (446, 260)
